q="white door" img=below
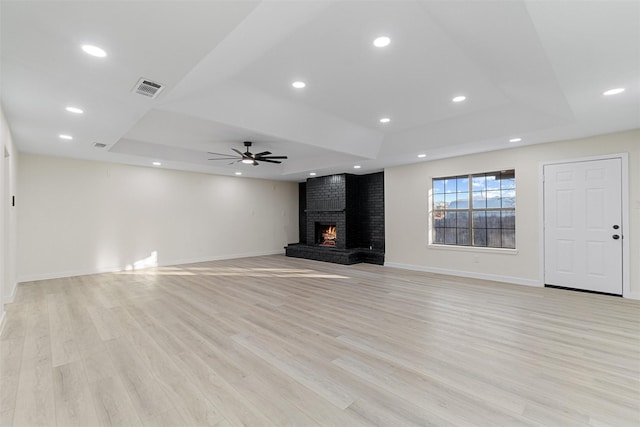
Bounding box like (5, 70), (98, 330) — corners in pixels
(544, 158), (622, 294)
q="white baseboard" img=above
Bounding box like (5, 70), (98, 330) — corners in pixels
(0, 311), (6, 337)
(623, 291), (640, 300)
(168, 250), (284, 267)
(17, 249), (285, 283)
(18, 266), (124, 283)
(384, 262), (543, 287)
(4, 281), (17, 304)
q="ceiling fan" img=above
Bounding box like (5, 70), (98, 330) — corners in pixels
(208, 141), (288, 166)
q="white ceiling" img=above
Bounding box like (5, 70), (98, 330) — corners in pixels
(1, 1), (638, 182)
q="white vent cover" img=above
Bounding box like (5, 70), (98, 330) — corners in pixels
(133, 78), (164, 98)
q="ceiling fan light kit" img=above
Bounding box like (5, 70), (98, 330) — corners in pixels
(208, 141), (288, 166)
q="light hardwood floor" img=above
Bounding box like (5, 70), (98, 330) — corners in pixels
(1, 255), (639, 426)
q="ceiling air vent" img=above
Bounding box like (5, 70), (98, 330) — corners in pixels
(93, 142), (107, 148)
(133, 78), (164, 99)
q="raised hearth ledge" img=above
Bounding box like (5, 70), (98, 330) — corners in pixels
(285, 243), (384, 265)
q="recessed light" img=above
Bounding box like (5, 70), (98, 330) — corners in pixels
(292, 81), (306, 89)
(309, 172), (317, 176)
(354, 165), (361, 169)
(452, 95), (466, 103)
(418, 154), (426, 158)
(235, 172), (242, 176)
(379, 117), (391, 123)
(373, 36), (391, 48)
(603, 88), (625, 96)
(81, 44), (107, 58)
(509, 137), (522, 143)
(152, 162), (162, 166)
(65, 106), (83, 114)
(59, 134), (73, 140)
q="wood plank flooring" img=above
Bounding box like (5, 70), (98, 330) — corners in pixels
(1, 255), (639, 426)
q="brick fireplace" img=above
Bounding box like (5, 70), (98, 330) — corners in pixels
(285, 172), (384, 265)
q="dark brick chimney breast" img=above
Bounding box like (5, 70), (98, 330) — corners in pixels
(286, 172), (384, 265)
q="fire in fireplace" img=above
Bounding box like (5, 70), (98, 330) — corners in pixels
(317, 224), (337, 246)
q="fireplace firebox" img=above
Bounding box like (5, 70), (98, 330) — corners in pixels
(316, 223), (337, 246)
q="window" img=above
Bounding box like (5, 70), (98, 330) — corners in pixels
(432, 170), (515, 249)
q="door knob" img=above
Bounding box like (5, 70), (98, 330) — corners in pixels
(612, 234), (620, 240)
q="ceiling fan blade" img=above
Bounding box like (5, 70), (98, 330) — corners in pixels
(207, 152), (237, 157)
(253, 160), (259, 166)
(254, 151), (271, 157)
(232, 148), (245, 157)
(228, 160), (241, 165)
(209, 157), (241, 161)
(257, 155), (288, 160)
(257, 159), (282, 164)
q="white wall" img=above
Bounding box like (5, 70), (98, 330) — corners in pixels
(1, 103), (19, 333)
(17, 154), (298, 281)
(385, 129), (640, 297)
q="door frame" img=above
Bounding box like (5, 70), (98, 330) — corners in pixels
(539, 153), (631, 298)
